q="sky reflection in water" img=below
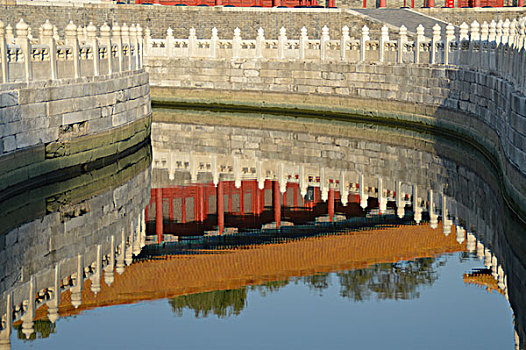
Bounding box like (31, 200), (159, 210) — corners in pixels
(11, 252), (514, 350)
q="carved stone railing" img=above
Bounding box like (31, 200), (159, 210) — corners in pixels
(144, 18), (526, 94)
(0, 19), (144, 84)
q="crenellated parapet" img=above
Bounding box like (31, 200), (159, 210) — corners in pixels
(0, 19), (144, 84)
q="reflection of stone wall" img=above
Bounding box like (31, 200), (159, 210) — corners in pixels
(148, 59), (526, 216)
(152, 112), (451, 191)
(0, 155), (150, 315)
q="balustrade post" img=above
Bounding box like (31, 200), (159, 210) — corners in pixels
(211, 27), (219, 59)
(509, 19), (518, 84)
(255, 27), (264, 59)
(415, 24), (425, 64)
(144, 27), (152, 58)
(469, 21), (480, 68)
(233, 27), (241, 59)
(340, 25), (350, 62)
(5, 24), (13, 44)
(413, 185), (421, 224)
(122, 23), (130, 70)
(397, 25), (407, 64)
(65, 21), (81, 79)
(278, 27), (287, 59)
(0, 21), (8, 83)
(320, 25), (329, 61)
(299, 27), (307, 61)
(137, 25), (144, 69)
(87, 22), (100, 76)
(130, 24), (138, 70)
(165, 27), (174, 57)
(112, 23), (123, 73)
(459, 22), (469, 66)
(445, 23), (455, 65)
(395, 181), (405, 218)
(480, 21), (489, 70)
(100, 23), (112, 74)
(379, 25), (388, 62)
(519, 20), (526, 93)
(40, 20), (56, 80)
(495, 20), (503, 73)
(188, 27), (197, 58)
(360, 25), (369, 62)
(1, 292), (12, 345)
(431, 24), (441, 64)
(15, 19), (32, 82)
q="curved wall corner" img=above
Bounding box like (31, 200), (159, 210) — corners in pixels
(0, 70), (152, 200)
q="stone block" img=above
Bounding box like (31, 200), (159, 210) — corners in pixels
(1, 91), (18, 108)
(2, 135), (16, 153)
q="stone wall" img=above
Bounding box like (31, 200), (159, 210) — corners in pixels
(415, 7), (526, 26)
(0, 5), (389, 39)
(0, 70), (151, 197)
(0, 153), (150, 331)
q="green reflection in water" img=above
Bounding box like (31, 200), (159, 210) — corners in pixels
(169, 257), (442, 319)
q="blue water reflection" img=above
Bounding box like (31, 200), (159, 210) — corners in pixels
(11, 253), (513, 350)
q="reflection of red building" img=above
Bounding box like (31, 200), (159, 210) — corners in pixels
(146, 180), (365, 242)
(135, 0), (323, 6)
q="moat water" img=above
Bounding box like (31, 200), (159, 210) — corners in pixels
(1, 109), (524, 349)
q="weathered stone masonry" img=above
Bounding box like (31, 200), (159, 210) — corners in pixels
(0, 20), (151, 197)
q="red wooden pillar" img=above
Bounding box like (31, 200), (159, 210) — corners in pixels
(427, 0), (434, 6)
(273, 181), (281, 228)
(379, 0), (386, 7)
(240, 181), (245, 215)
(328, 187), (335, 222)
(411, 0), (414, 7)
(362, 0), (366, 6)
(181, 190), (186, 224)
(256, 187), (262, 214)
(155, 188), (163, 243)
(293, 185), (298, 209)
(228, 183), (233, 213)
(519, 0), (525, 6)
(217, 182), (224, 235)
(169, 193), (174, 222)
(216, 0), (223, 5)
(199, 184), (205, 222)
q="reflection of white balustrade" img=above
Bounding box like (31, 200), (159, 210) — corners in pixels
(71, 255), (84, 309)
(104, 235), (116, 286)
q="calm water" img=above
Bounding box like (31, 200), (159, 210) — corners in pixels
(1, 109), (524, 349)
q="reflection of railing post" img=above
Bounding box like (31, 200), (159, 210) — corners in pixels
(156, 188), (163, 243)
